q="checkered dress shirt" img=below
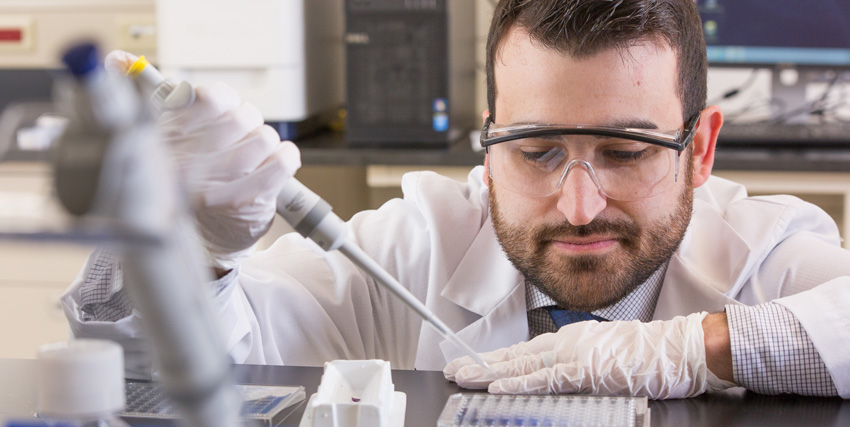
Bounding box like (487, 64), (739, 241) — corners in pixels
(525, 264), (667, 338)
(726, 303), (838, 396)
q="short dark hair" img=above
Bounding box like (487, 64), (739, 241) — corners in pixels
(485, 0), (707, 123)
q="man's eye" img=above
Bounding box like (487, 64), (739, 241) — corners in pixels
(518, 146), (563, 163)
(604, 149), (649, 163)
(520, 150), (550, 161)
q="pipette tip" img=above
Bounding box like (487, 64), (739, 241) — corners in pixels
(471, 353), (495, 375)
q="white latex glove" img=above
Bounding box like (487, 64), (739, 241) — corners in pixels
(104, 50), (300, 269)
(444, 312), (736, 399)
(158, 82), (300, 269)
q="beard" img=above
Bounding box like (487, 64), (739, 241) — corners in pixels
(489, 168), (693, 312)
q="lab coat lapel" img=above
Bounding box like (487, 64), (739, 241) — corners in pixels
(433, 217), (527, 366)
(653, 183), (755, 319)
(438, 281), (527, 364)
(439, 217), (520, 317)
(654, 251), (741, 320)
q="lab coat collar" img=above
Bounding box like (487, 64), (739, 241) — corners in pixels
(438, 281), (528, 363)
(440, 216), (523, 317)
(435, 216), (529, 363)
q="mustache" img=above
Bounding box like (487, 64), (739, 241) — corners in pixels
(533, 217), (639, 242)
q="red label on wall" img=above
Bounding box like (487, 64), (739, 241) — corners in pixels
(0, 29), (23, 42)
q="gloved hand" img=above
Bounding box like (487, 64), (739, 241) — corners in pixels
(161, 83), (300, 269)
(106, 50), (301, 269)
(444, 312), (736, 399)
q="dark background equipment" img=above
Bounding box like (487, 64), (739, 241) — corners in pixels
(344, 0), (475, 148)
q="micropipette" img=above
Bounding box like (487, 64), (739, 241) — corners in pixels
(275, 179), (492, 372)
(126, 56), (492, 372)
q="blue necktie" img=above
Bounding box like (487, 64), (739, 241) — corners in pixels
(545, 306), (607, 328)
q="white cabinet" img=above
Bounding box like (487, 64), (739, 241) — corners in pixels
(0, 163), (93, 359)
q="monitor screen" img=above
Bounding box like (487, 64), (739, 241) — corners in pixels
(697, 0), (850, 67)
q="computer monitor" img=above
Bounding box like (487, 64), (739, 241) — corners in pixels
(697, 0), (850, 123)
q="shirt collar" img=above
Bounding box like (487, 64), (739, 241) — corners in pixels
(525, 261), (668, 322)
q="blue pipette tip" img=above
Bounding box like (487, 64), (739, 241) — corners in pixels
(62, 43), (100, 77)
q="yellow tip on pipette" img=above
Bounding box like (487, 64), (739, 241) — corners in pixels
(126, 55), (151, 78)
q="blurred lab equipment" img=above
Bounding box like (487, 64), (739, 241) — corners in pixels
(122, 383), (304, 427)
(156, 0), (344, 140)
(57, 42), (240, 427)
(0, 43), (241, 427)
(36, 339), (128, 427)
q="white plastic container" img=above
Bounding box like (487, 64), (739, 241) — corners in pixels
(299, 360), (406, 427)
(36, 339), (129, 427)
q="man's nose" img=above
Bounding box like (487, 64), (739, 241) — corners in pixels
(555, 162), (608, 226)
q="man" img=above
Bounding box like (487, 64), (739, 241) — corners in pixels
(63, 0), (849, 399)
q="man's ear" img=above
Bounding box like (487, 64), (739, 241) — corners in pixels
(690, 105), (722, 188)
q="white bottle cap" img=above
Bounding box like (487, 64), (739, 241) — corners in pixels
(37, 339), (126, 420)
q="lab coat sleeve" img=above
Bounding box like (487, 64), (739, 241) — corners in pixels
(745, 218), (850, 398)
(221, 193), (437, 368)
(776, 277), (850, 399)
(696, 187), (850, 398)
(776, 279), (850, 398)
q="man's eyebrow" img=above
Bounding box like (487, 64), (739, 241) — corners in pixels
(608, 119), (659, 130)
(506, 120), (544, 126)
(506, 118), (660, 129)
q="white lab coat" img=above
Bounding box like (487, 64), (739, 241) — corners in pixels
(62, 166), (850, 397)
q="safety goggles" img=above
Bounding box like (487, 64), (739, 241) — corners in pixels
(481, 114), (700, 201)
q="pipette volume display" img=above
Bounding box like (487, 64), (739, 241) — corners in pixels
(127, 56), (492, 373)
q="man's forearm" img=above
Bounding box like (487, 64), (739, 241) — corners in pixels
(702, 311), (734, 382)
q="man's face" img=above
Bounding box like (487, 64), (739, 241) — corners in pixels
(488, 27), (694, 312)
